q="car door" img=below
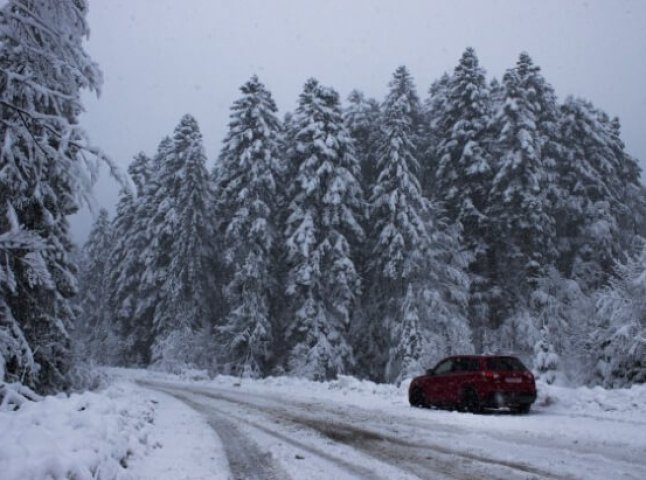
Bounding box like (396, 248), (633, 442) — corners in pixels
(424, 358), (453, 405)
(444, 357), (468, 403)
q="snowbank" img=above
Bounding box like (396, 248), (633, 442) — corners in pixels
(0, 377), (229, 480)
(0, 381), (154, 480)
(535, 380), (646, 416)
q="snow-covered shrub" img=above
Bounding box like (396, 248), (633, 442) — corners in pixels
(592, 244), (646, 387)
(0, 382), (42, 412)
(533, 328), (560, 384)
(151, 326), (217, 375)
(66, 362), (110, 392)
(497, 308), (540, 355)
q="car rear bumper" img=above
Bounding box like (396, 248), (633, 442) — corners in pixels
(482, 390), (536, 407)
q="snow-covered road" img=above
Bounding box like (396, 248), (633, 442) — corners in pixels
(138, 377), (646, 480)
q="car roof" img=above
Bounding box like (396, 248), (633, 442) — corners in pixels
(446, 354), (519, 359)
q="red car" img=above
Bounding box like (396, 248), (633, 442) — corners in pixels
(408, 355), (537, 413)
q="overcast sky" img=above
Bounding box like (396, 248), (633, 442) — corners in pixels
(72, 0), (646, 242)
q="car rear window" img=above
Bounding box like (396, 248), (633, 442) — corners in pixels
(485, 357), (527, 371)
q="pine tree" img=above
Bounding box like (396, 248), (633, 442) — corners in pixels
(282, 79), (365, 380)
(431, 49), (493, 351)
(388, 285), (423, 381)
(557, 97), (640, 291)
(421, 72), (450, 196)
(0, 0), (106, 392)
(76, 210), (115, 364)
(214, 76), (283, 377)
(106, 188), (145, 364)
(435, 48), (492, 240)
(105, 150), (159, 366)
(344, 90), (381, 189)
(489, 77), (504, 108)
(367, 67), (471, 383)
(488, 53), (557, 306)
(0, 205), (44, 385)
(143, 115), (214, 367)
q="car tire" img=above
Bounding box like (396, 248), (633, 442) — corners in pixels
(514, 403), (531, 414)
(409, 386), (427, 408)
(461, 387), (481, 414)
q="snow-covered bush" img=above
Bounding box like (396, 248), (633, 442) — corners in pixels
(151, 327), (217, 375)
(0, 382), (42, 412)
(591, 244), (646, 387)
(533, 328), (560, 384)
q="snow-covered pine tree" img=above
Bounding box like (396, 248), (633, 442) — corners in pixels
(421, 72), (450, 197)
(106, 188), (150, 365)
(344, 90), (381, 190)
(431, 49), (493, 351)
(282, 79), (365, 380)
(214, 76), (283, 378)
(105, 151), (159, 366)
(0, 205), (45, 385)
(76, 209), (116, 364)
(143, 115), (214, 368)
(367, 66), (471, 384)
(607, 119), (646, 256)
(557, 97), (641, 291)
(389, 284), (423, 381)
(0, 0), (111, 392)
(105, 188), (137, 364)
(593, 243), (646, 387)
(488, 77), (504, 109)
(434, 48), (492, 241)
(488, 53), (556, 316)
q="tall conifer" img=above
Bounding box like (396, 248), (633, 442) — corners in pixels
(214, 76), (283, 377)
(283, 79), (365, 380)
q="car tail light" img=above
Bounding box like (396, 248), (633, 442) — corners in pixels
(523, 371), (535, 382)
(481, 370), (500, 381)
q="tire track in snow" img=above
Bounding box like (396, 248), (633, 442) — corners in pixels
(149, 385), (404, 480)
(176, 382), (645, 479)
(143, 381), (570, 480)
(157, 391), (289, 480)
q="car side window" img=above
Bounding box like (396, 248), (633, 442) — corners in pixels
(451, 358), (464, 372)
(451, 358), (478, 372)
(434, 359), (453, 375)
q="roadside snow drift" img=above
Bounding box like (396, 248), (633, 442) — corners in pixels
(0, 379), (226, 480)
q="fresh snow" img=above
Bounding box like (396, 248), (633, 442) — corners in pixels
(6, 368), (645, 479)
(0, 379), (227, 480)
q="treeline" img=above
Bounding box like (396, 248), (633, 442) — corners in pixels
(75, 49), (646, 387)
(1, 0), (644, 394)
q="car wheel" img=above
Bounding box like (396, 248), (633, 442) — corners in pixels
(461, 387), (481, 414)
(514, 403), (531, 414)
(409, 386), (427, 408)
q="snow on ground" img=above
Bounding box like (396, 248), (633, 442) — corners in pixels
(2, 368), (646, 479)
(133, 368), (646, 479)
(115, 366), (646, 421)
(0, 379), (228, 480)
